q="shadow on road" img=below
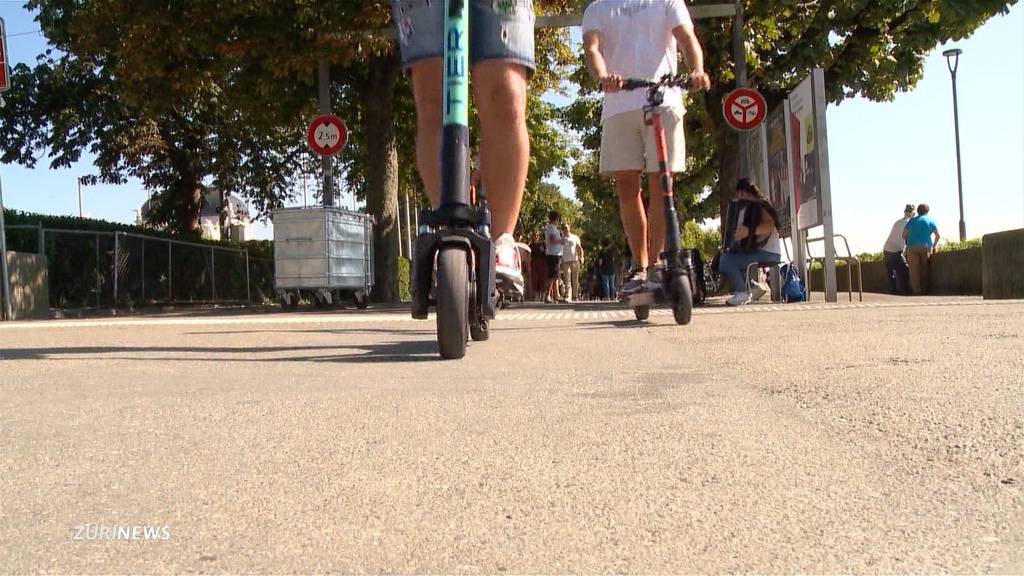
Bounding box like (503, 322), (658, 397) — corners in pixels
(0, 339), (443, 364)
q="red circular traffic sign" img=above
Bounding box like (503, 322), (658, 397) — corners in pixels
(722, 88), (768, 131)
(306, 114), (348, 156)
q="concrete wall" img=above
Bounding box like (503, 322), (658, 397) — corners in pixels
(983, 228), (1024, 299)
(5, 251), (50, 319)
(808, 246), (983, 296)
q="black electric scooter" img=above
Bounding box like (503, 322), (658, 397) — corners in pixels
(409, 0), (495, 359)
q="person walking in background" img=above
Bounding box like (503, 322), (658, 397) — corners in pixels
(597, 239), (617, 300)
(903, 203), (941, 295)
(544, 212), (564, 304)
(528, 231), (547, 302)
(883, 204), (915, 295)
(559, 223), (584, 303)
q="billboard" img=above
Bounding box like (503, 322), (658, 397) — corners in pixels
(764, 106), (792, 233)
(0, 17), (9, 93)
(788, 73), (829, 230)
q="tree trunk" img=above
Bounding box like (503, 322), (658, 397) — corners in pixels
(715, 125), (740, 241)
(362, 51), (401, 302)
(174, 179), (204, 235)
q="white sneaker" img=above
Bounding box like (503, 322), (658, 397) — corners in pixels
(750, 281), (767, 302)
(726, 292), (751, 306)
(494, 233), (525, 295)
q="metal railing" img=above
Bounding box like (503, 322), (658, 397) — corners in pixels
(805, 233), (863, 302)
(4, 225), (273, 310)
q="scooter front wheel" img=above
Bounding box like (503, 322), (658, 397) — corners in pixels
(436, 247), (470, 359)
(669, 275), (693, 325)
(634, 305), (650, 321)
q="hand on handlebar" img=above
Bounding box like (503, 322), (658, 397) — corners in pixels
(689, 70), (711, 92)
(600, 74), (623, 93)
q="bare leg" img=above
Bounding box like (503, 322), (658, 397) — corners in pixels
(646, 172), (668, 267)
(407, 59), (443, 207)
(615, 171), (648, 270)
(473, 60), (530, 238)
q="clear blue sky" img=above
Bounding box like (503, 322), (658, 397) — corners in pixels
(2, 3), (1022, 253)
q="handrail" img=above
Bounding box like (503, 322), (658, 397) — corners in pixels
(804, 234), (863, 302)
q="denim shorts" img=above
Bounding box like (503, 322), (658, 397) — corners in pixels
(390, 0), (536, 72)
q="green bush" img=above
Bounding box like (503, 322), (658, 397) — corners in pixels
(398, 257), (411, 303)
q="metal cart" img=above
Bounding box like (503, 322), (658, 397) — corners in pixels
(272, 207), (374, 310)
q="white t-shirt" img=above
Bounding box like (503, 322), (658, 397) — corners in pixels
(884, 216), (912, 252)
(545, 223), (563, 256)
(582, 0), (694, 121)
(561, 233), (581, 262)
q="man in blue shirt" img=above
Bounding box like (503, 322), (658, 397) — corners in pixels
(902, 203), (941, 295)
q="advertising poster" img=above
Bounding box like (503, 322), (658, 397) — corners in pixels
(748, 123), (768, 197)
(788, 75), (823, 230)
(764, 106), (792, 233)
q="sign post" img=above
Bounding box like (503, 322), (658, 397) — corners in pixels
(0, 17), (11, 320)
(317, 61), (335, 207)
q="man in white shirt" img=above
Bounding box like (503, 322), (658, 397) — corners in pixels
(582, 0), (711, 294)
(883, 204), (915, 295)
(559, 223), (584, 302)
(544, 211), (564, 304)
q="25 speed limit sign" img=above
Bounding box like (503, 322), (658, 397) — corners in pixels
(306, 114), (348, 156)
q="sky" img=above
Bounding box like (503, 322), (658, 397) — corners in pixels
(2, 3), (1022, 254)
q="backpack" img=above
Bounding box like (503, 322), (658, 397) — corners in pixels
(687, 248), (707, 305)
(779, 263), (806, 303)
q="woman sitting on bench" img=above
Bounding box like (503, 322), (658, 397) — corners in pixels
(719, 179), (783, 306)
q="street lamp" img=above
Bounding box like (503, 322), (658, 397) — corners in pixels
(943, 47), (967, 242)
(77, 176), (85, 218)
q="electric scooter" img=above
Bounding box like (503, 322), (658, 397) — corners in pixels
(619, 74), (698, 325)
(410, 0), (495, 359)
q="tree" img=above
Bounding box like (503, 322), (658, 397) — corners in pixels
(0, 0), (332, 233)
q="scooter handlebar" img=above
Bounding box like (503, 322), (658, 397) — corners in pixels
(620, 73), (694, 92)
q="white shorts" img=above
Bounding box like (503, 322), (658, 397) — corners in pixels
(599, 107), (687, 174)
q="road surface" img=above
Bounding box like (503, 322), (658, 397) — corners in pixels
(1, 296), (1022, 573)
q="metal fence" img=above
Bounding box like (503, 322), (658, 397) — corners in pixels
(5, 224), (275, 310)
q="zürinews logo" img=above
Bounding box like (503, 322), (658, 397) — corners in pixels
(72, 524), (171, 541)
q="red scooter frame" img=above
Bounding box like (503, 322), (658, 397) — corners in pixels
(619, 74), (696, 325)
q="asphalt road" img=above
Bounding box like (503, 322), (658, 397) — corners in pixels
(1, 297), (1022, 573)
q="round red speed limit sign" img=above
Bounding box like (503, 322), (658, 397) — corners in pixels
(722, 88), (768, 131)
(306, 114), (348, 156)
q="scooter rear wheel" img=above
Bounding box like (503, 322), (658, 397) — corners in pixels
(670, 275), (693, 325)
(634, 306), (650, 321)
(436, 247), (470, 359)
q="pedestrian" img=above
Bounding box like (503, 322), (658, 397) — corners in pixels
(597, 239), (617, 300)
(389, 0), (535, 315)
(582, 0), (711, 295)
(883, 204), (914, 295)
(718, 179), (783, 306)
(559, 223), (584, 303)
(544, 212), (564, 304)
(903, 203), (941, 295)
(528, 231), (547, 301)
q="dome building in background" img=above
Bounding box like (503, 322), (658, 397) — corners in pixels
(136, 187), (254, 241)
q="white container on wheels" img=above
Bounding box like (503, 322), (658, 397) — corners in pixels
(271, 207), (374, 309)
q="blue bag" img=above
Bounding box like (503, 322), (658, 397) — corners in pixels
(779, 263), (806, 303)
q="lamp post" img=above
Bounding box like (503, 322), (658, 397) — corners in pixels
(77, 176), (84, 218)
(943, 47), (967, 242)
